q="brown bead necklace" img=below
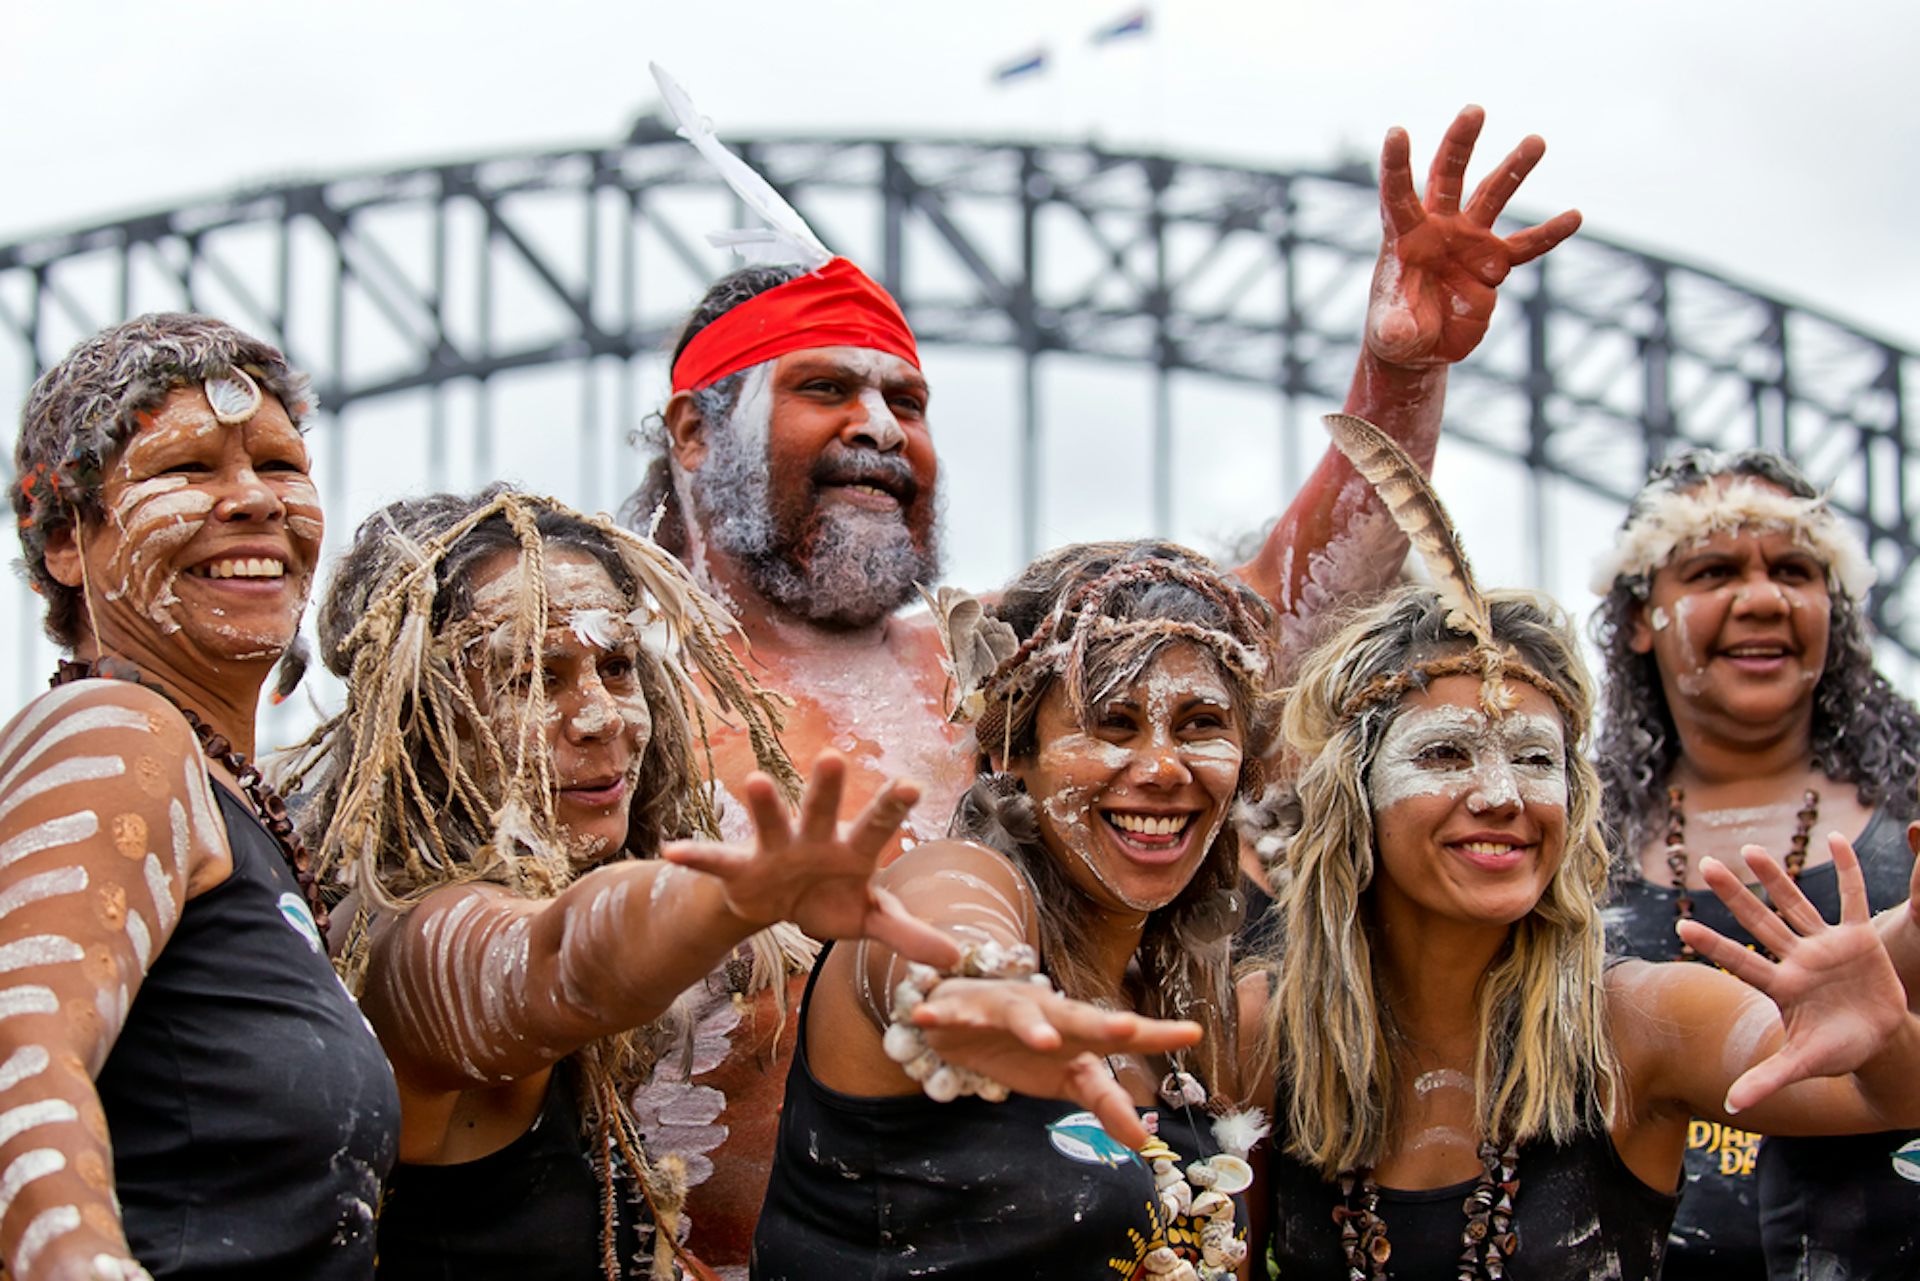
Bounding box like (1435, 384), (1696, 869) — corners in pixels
(52, 657), (329, 937)
(1336, 1139), (1521, 1281)
(1664, 784), (1818, 961)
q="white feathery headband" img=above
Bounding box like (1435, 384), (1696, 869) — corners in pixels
(1588, 474), (1876, 600)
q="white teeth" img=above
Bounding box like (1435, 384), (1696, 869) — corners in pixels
(1107, 813), (1191, 837)
(198, 557), (285, 580)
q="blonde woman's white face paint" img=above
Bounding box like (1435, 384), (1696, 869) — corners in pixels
(1629, 504), (1833, 735)
(464, 549), (655, 867)
(1012, 644), (1244, 914)
(1368, 675), (1570, 931)
(76, 385), (319, 659)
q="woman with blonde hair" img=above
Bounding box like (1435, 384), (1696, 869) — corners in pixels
(1248, 419), (1920, 1280)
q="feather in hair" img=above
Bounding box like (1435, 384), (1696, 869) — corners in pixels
(648, 63), (833, 271)
(1322, 412), (1492, 646)
(1322, 412), (1517, 713)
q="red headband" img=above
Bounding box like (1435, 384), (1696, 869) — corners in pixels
(670, 257), (921, 394)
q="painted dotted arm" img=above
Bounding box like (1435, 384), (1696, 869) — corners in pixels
(364, 752), (952, 1093)
(0, 680), (233, 1281)
(1237, 106), (1580, 661)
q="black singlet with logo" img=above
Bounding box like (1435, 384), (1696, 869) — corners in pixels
(1265, 1101), (1675, 1281)
(97, 787), (399, 1279)
(1603, 806), (1920, 1281)
(752, 946), (1248, 1280)
(377, 1065), (654, 1280)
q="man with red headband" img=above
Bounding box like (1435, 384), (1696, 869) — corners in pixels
(624, 99), (1580, 1278)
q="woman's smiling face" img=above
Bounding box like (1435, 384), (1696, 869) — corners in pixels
(1367, 674), (1570, 931)
(1012, 643), (1245, 915)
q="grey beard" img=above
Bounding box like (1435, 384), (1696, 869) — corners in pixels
(691, 421), (941, 630)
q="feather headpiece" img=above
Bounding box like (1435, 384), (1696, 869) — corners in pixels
(1323, 413), (1520, 717)
(649, 62), (832, 271)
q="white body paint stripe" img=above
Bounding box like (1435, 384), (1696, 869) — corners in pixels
(0, 868), (89, 922)
(0, 1099), (79, 1148)
(0, 684), (100, 771)
(142, 855), (178, 935)
(124, 912), (153, 970)
(182, 759), (223, 857)
(0, 757), (126, 828)
(0, 1148), (65, 1226)
(14, 1202), (81, 1276)
(0, 813), (100, 875)
(0, 987), (59, 1021)
(0, 1046), (50, 1094)
(0, 937), (83, 974)
(0, 706), (149, 799)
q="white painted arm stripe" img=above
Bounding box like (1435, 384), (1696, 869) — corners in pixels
(0, 758), (126, 828)
(0, 870), (89, 923)
(13, 1202), (80, 1277)
(0, 706), (148, 799)
(0, 1099), (79, 1148)
(0, 1047), (49, 1094)
(0, 939), (84, 975)
(0, 1148), (64, 1227)
(0, 815), (100, 876)
(0, 988), (58, 1021)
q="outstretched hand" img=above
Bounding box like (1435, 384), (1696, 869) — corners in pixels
(909, 977), (1202, 1148)
(1680, 834), (1910, 1113)
(662, 752), (961, 970)
(1366, 105), (1581, 368)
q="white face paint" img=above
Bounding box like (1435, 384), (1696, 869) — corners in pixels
(1369, 703), (1568, 815)
(1018, 645), (1246, 914)
(464, 549), (656, 865)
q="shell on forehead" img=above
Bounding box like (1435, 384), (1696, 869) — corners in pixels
(202, 369), (263, 425)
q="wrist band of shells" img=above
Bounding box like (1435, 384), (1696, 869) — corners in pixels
(882, 940), (1047, 1104)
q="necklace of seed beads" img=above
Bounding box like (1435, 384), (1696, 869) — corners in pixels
(1665, 784), (1818, 962)
(1335, 1139), (1520, 1281)
(53, 657), (329, 936)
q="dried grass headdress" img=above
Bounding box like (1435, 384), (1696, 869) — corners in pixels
(1321, 413), (1576, 725)
(291, 489), (799, 920)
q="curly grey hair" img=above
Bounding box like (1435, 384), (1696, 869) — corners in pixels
(10, 312), (313, 647)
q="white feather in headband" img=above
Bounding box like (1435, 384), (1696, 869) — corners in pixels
(649, 63), (834, 271)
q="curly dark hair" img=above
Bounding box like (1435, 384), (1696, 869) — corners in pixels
(11, 313), (313, 647)
(618, 263), (806, 553)
(947, 539), (1281, 1099)
(1591, 449), (1920, 865)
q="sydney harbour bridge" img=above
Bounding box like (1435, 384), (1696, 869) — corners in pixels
(3, 120), (1916, 712)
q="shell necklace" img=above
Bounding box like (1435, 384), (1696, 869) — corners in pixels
(1665, 783), (1818, 961)
(1336, 1140), (1520, 1281)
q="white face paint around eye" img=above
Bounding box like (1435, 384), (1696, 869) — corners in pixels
(1368, 704), (1569, 816)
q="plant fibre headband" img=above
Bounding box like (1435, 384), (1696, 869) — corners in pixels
(670, 258), (921, 394)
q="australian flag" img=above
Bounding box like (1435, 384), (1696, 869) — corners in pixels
(1090, 7), (1150, 42)
(992, 48), (1050, 82)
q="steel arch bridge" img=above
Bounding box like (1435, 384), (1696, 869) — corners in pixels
(4, 127), (1917, 707)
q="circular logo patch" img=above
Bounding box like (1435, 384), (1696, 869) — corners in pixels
(1047, 1110), (1137, 1168)
(1893, 1138), (1920, 1185)
(277, 892), (322, 954)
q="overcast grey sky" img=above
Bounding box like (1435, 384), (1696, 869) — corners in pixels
(6, 0), (1919, 710)
(4, 0), (1915, 346)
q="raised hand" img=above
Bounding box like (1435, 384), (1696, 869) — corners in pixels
(1367, 105), (1581, 367)
(1680, 835), (1911, 1113)
(661, 752), (961, 970)
(909, 977), (1202, 1147)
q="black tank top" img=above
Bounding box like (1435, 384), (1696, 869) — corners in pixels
(1266, 1105), (1675, 1280)
(376, 1058), (655, 1280)
(753, 947), (1249, 1280)
(97, 787), (399, 1279)
(1605, 807), (1919, 1280)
